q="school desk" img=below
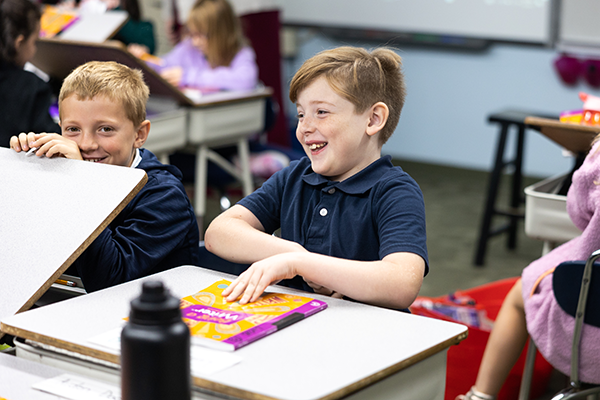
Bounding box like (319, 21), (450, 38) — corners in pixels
(31, 38), (272, 220)
(41, 6), (128, 43)
(524, 116), (600, 154)
(0, 147), (146, 337)
(1, 266), (468, 400)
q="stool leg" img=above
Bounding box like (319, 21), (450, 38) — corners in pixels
(474, 122), (509, 266)
(508, 125), (525, 249)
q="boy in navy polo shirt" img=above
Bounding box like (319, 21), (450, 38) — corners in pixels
(205, 46), (427, 310)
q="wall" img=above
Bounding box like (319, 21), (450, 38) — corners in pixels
(282, 30), (594, 177)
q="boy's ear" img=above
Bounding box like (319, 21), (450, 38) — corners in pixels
(134, 120), (151, 148)
(366, 102), (389, 137)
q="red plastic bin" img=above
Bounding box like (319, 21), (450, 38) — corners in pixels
(410, 277), (554, 400)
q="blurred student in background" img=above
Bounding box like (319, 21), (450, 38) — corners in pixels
(132, 0), (258, 91)
(0, 0), (60, 147)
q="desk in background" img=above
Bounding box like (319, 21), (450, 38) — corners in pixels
(1, 266), (468, 400)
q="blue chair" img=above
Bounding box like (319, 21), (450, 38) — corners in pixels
(518, 249), (600, 400)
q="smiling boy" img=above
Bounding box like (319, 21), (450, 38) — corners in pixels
(204, 47), (428, 310)
(11, 61), (200, 292)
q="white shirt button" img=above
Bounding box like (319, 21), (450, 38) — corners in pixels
(328, 188), (336, 194)
(319, 208), (328, 217)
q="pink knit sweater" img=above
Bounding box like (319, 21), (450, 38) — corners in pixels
(522, 140), (600, 384)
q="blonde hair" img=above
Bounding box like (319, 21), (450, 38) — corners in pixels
(289, 46), (406, 145)
(59, 61), (149, 127)
(187, 0), (245, 67)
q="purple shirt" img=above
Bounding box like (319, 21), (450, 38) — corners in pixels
(154, 39), (258, 90)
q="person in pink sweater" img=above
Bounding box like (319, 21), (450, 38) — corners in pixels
(458, 136), (600, 400)
(135, 0), (258, 91)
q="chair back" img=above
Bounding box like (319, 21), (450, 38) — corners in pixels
(553, 258), (600, 328)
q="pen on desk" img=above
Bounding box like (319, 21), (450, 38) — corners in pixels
(55, 278), (77, 287)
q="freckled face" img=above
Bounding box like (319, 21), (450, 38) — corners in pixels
(295, 76), (379, 182)
(60, 95), (142, 167)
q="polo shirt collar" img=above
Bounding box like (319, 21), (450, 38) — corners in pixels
(302, 155), (394, 195)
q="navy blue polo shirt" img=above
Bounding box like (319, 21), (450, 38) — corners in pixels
(238, 155), (428, 293)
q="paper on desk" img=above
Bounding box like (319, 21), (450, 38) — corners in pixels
(33, 373), (120, 400)
(88, 327), (242, 376)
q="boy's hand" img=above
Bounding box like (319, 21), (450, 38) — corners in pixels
(10, 132), (82, 160)
(160, 66), (183, 87)
(221, 254), (298, 305)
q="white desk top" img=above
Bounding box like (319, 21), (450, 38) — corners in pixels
(57, 10), (128, 43)
(1, 266), (467, 400)
(0, 353), (66, 399)
(0, 147), (147, 323)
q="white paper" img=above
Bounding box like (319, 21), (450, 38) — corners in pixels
(88, 327), (242, 376)
(33, 374), (120, 400)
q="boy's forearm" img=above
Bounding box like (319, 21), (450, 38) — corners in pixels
(204, 211), (306, 264)
(291, 252), (425, 310)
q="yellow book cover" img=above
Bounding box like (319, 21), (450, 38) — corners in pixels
(180, 279), (327, 351)
(40, 5), (79, 38)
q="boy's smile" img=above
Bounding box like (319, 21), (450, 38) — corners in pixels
(295, 76), (382, 182)
(60, 95), (148, 167)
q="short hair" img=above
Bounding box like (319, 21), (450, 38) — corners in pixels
(289, 46), (406, 145)
(0, 0), (41, 64)
(59, 61), (149, 127)
(187, 0), (245, 67)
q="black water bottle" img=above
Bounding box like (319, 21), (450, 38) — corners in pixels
(121, 280), (191, 400)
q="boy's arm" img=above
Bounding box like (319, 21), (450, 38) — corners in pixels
(222, 251), (425, 310)
(204, 204), (307, 264)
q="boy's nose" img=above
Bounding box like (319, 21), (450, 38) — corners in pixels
(78, 132), (98, 151)
(298, 117), (316, 135)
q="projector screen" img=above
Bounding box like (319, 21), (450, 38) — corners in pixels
(277, 0), (553, 45)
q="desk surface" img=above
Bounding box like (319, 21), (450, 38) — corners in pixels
(525, 116), (600, 154)
(1, 266), (467, 400)
(0, 352), (66, 399)
(0, 147), (146, 323)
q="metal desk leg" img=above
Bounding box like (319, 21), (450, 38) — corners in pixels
(194, 144), (209, 223)
(237, 138), (253, 196)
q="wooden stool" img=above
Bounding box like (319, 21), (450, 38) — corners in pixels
(474, 109), (557, 266)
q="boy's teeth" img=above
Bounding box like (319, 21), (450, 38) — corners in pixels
(309, 143), (325, 150)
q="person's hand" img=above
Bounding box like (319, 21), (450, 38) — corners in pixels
(127, 43), (150, 58)
(160, 66), (183, 87)
(11, 132), (82, 160)
(221, 254), (299, 305)
(303, 278), (344, 298)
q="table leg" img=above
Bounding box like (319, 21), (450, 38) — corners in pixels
(194, 145), (208, 221)
(237, 138), (253, 196)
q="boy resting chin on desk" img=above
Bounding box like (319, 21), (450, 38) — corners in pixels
(11, 61), (201, 292)
(204, 46), (428, 311)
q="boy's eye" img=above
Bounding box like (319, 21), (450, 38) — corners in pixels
(296, 112), (304, 119)
(99, 126), (114, 133)
(317, 110), (328, 115)
(63, 127), (79, 134)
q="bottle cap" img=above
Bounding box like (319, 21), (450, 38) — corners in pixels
(129, 280), (182, 325)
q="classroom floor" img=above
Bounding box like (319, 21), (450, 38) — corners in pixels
(201, 157), (569, 399)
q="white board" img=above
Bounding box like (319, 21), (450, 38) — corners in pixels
(0, 147), (146, 323)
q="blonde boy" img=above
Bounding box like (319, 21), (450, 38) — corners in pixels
(205, 47), (428, 310)
(11, 61), (200, 292)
